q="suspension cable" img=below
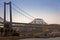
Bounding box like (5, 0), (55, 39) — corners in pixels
(12, 3), (35, 19)
(12, 7), (33, 20)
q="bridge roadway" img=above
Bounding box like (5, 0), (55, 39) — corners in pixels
(0, 21), (48, 27)
(0, 22), (60, 28)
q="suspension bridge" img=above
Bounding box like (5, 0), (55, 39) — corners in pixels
(0, 1), (47, 28)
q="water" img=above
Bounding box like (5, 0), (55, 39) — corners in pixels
(19, 37), (60, 40)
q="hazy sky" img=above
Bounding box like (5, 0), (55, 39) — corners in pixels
(0, 0), (60, 24)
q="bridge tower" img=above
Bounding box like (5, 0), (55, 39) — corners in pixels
(4, 2), (12, 28)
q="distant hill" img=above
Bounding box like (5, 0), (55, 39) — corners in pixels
(30, 18), (47, 25)
(0, 17), (4, 22)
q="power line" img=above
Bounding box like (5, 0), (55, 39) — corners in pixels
(12, 6), (33, 20)
(12, 3), (35, 19)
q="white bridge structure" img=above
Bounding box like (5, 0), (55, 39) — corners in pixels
(30, 18), (47, 25)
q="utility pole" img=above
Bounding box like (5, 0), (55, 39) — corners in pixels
(4, 2), (12, 28)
